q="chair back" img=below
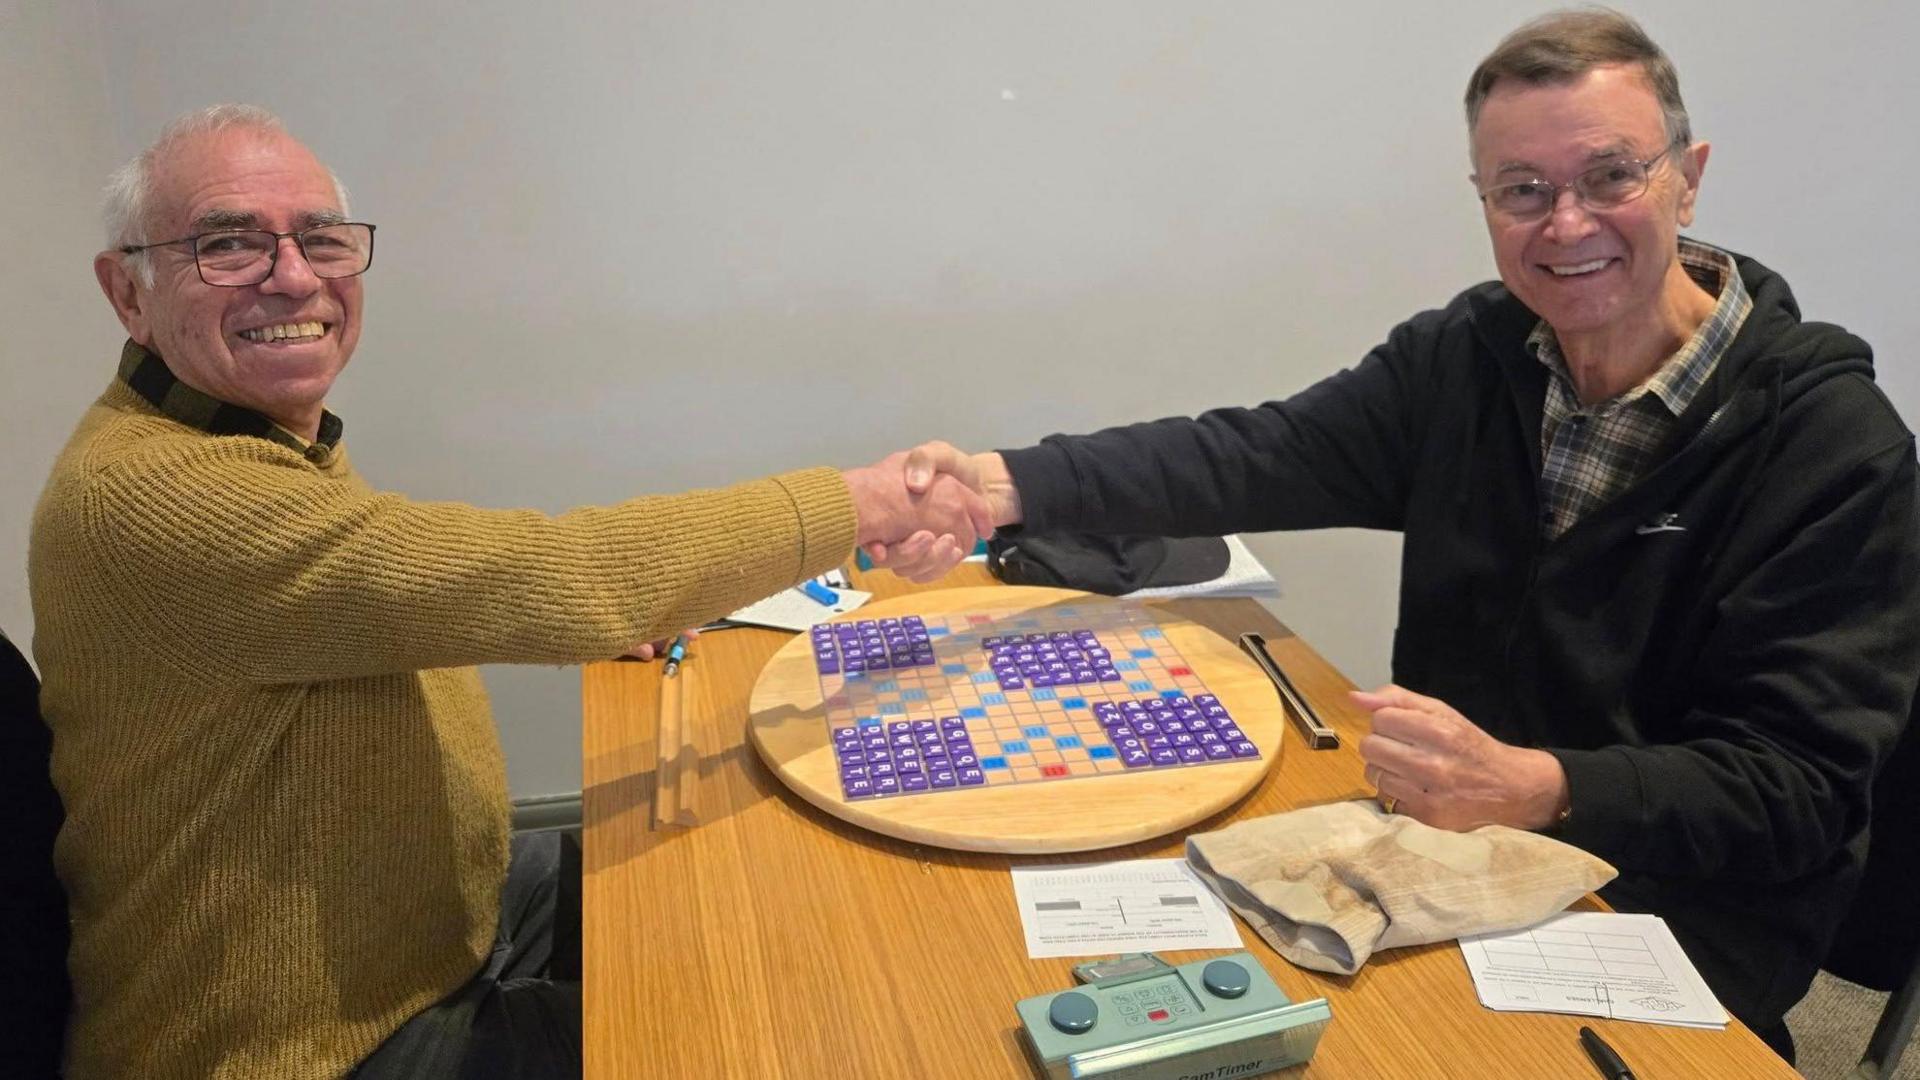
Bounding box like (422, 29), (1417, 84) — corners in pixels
(0, 628), (69, 1077)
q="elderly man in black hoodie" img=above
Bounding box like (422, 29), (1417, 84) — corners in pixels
(884, 9), (1920, 1062)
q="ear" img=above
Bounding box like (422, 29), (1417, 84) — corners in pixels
(1674, 140), (1710, 229)
(94, 252), (152, 345)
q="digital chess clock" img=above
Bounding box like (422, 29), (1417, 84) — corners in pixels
(1015, 952), (1331, 1079)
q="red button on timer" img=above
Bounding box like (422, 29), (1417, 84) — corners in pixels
(1147, 1008), (1170, 1022)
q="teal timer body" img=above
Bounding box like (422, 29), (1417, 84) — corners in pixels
(1015, 952), (1331, 1079)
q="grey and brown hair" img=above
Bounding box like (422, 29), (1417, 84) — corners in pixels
(103, 104), (351, 286)
(1464, 8), (1691, 147)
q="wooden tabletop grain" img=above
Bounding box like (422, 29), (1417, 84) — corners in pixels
(583, 563), (1797, 1079)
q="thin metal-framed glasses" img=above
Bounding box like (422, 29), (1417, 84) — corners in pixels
(1475, 145), (1681, 221)
(119, 222), (377, 287)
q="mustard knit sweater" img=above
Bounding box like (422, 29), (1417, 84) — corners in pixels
(30, 371), (856, 1079)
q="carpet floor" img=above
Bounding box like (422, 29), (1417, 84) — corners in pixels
(1788, 971), (1917, 1079)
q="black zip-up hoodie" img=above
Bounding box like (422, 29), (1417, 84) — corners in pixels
(1000, 248), (1920, 1030)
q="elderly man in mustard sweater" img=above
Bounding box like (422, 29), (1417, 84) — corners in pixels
(29, 105), (988, 1080)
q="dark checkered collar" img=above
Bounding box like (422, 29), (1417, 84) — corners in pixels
(116, 339), (343, 456)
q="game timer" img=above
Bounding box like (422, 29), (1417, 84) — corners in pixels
(1015, 952), (1331, 1079)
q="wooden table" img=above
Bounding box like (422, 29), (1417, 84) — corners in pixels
(583, 565), (1796, 1079)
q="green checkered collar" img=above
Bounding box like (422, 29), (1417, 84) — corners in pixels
(116, 339), (343, 456)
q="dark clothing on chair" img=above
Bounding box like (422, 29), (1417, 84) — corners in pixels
(1811, 699), (1920, 1074)
(1826, 709), (1920, 992)
(1, 628), (70, 1078)
(353, 831), (582, 1080)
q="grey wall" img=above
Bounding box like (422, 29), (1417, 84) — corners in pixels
(1, 2), (123, 648)
(5, 1), (1916, 798)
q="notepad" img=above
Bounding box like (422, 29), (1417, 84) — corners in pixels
(963, 535), (1281, 600)
(1011, 859), (1244, 959)
(1459, 911), (1728, 1028)
(724, 577), (871, 632)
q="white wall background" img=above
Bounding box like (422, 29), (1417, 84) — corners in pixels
(4, 1), (1915, 798)
(0, 3), (121, 650)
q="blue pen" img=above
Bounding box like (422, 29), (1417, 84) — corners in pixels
(799, 579), (839, 606)
(661, 634), (690, 677)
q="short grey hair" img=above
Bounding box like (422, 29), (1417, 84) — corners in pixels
(104, 104), (352, 287)
(1464, 8), (1692, 149)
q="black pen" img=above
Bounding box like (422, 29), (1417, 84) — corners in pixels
(1579, 1025), (1636, 1080)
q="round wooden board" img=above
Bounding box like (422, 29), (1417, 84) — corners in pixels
(748, 585), (1285, 853)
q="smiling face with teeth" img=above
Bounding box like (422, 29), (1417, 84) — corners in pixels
(94, 126), (362, 441)
(1471, 63), (1715, 400)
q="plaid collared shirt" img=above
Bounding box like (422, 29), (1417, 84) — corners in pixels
(1529, 239), (1752, 540)
(116, 339), (343, 461)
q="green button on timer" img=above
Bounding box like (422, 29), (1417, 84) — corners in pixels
(1048, 991), (1099, 1034)
(1202, 959), (1251, 999)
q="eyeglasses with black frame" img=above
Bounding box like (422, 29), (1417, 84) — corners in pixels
(1475, 145), (1682, 222)
(118, 222), (376, 287)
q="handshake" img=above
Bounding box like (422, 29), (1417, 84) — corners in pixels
(840, 442), (1025, 583)
(629, 440), (1020, 659)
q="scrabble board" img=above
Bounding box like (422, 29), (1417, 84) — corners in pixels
(749, 586), (1284, 853)
(807, 611), (1261, 799)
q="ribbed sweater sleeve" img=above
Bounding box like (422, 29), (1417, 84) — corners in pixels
(71, 399), (856, 683)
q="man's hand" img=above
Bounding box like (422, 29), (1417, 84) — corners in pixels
(899, 441), (1024, 528)
(1353, 683), (1570, 832)
(623, 629), (698, 661)
(842, 452), (996, 583)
